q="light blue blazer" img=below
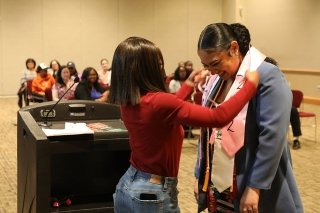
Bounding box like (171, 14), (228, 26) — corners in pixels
(235, 61), (303, 212)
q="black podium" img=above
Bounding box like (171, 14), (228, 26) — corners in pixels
(17, 100), (130, 213)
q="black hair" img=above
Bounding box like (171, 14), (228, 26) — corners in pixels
(80, 67), (104, 93)
(50, 59), (61, 70)
(67, 61), (79, 77)
(108, 37), (166, 106)
(50, 59), (61, 78)
(264, 57), (278, 66)
(56, 65), (68, 87)
(229, 23), (251, 56)
(173, 66), (187, 81)
(36, 65), (47, 73)
(198, 23), (251, 56)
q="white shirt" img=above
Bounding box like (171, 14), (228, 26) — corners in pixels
(98, 70), (112, 86)
(169, 79), (182, 93)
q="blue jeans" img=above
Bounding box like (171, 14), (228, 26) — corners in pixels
(113, 165), (180, 213)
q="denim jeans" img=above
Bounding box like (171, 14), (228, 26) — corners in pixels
(113, 165), (180, 213)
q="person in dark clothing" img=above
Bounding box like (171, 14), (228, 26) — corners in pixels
(74, 67), (108, 102)
(66, 61), (80, 78)
(291, 106), (302, 149)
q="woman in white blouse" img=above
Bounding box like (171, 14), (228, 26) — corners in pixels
(168, 65), (188, 93)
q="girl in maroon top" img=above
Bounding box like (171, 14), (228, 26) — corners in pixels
(108, 37), (259, 213)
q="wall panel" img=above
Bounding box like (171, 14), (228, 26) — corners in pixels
(0, 0), (220, 95)
(0, 0), (3, 93)
(1, 0), (43, 95)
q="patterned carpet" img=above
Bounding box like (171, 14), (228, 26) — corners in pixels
(0, 97), (319, 213)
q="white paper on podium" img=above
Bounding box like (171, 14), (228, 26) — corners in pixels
(42, 122), (94, 137)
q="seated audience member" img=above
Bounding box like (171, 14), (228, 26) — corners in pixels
(67, 61), (80, 78)
(184, 60), (193, 77)
(49, 59), (61, 79)
(74, 67), (109, 102)
(52, 65), (78, 101)
(165, 61), (184, 85)
(169, 65), (194, 137)
(291, 106), (302, 149)
(98, 58), (111, 89)
(178, 60), (185, 67)
(18, 58), (37, 108)
(164, 71), (174, 90)
(31, 63), (55, 102)
(169, 65), (188, 93)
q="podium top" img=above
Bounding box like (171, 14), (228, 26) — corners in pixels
(20, 100), (121, 121)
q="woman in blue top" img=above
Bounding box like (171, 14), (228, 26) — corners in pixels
(74, 67), (109, 102)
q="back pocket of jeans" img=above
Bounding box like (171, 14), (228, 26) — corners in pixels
(132, 193), (163, 212)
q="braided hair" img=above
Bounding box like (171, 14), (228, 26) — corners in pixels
(229, 23), (251, 56)
(198, 22), (251, 56)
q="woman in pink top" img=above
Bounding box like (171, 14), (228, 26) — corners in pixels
(52, 65), (78, 101)
(108, 37), (259, 213)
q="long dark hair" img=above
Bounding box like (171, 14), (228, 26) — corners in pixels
(108, 37), (166, 106)
(80, 67), (104, 93)
(173, 66), (187, 81)
(56, 65), (68, 87)
(50, 59), (61, 70)
(198, 23), (251, 56)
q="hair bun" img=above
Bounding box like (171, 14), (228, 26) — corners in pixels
(230, 23), (251, 55)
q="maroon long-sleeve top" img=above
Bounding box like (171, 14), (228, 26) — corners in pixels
(121, 81), (256, 177)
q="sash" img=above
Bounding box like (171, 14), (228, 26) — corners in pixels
(218, 46), (266, 156)
(197, 46), (265, 212)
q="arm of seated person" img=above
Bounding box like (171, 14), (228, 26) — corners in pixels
(51, 85), (59, 101)
(95, 90), (109, 102)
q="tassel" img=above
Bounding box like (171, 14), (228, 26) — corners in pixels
(202, 168), (210, 191)
(201, 80), (224, 194)
(230, 165), (238, 199)
(202, 129), (211, 192)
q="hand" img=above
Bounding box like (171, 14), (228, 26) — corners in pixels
(194, 69), (210, 85)
(239, 186), (260, 213)
(95, 91), (109, 102)
(194, 178), (199, 202)
(185, 68), (209, 87)
(245, 70), (260, 88)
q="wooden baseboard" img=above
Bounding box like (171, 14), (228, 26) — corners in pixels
(282, 68), (320, 75)
(304, 96), (320, 105)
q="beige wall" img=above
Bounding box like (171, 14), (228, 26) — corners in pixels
(1, 0), (320, 97)
(0, 0), (221, 95)
(283, 69), (320, 101)
(222, 0), (320, 97)
(238, 0), (320, 70)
